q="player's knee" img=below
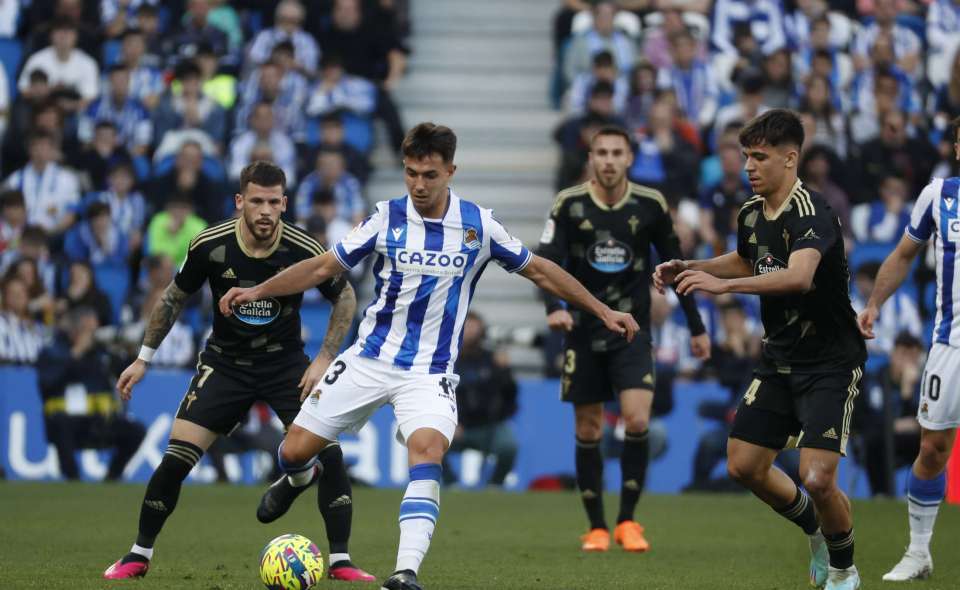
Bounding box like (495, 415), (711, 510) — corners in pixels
(801, 468), (837, 501)
(918, 436), (951, 472)
(279, 440), (314, 466)
(621, 412), (649, 433)
(726, 457), (761, 485)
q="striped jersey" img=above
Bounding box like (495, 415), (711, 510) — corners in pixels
(905, 177), (960, 346)
(333, 192), (532, 374)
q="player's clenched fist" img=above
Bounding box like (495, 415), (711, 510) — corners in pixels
(219, 286), (260, 316)
(600, 308), (639, 342)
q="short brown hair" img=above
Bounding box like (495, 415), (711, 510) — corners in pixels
(590, 126), (632, 150)
(739, 108), (805, 151)
(402, 122), (457, 163)
(240, 160), (286, 193)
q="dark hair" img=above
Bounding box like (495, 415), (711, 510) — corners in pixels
(668, 28), (695, 45)
(811, 14), (831, 28)
(240, 160), (286, 193)
(311, 187), (336, 206)
(108, 62), (129, 75)
(0, 189), (25, 209)
(592, 50), (614, 68)
(28, 130), (56, 145)
(121, 26), (144, 40)
(20, 225), (47, 245)
(738, 108), (805, 150)
(589, 79), (615, 97)
(589, 125), (632, 150)
(401, 122), (457, 164)
(855, 261), (881, 280)
(739, 71), (766, 95)
(893, 331), (923, 349)
(50, 17), (76, 32)
(27, 69), (48, 84)
(174, 60), (202, 81)
(319, 111), (344, 126)
(86, 201), (111, 219)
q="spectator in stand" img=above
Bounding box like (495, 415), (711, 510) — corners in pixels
(760, 49), (796, 110)
(624, 61), (657, 130)
(932, 49), (960, 136)
(852, 332), (923, 496)
(850, 174), (913, 245)
(0, 190), (26, 256)
(642, 5), (708, 70)
(794, 15), (854, 94)
(63, 201), (129, 270)
(3, 256), (55, 325)
(305, 53), (378, 121)
(0, 276), (49, 364)
(28, 0), (103, 57)
(5, 70), (51, 175)
(101, 0), (160, 39)
(163, 0), (231, 69)
(202, 0), (243, 57)
(119, 254), (196, 368)
(153, 60), (227, 152)
(798, 75), (847, 158)
(247, 0), (319, 78)
(713, 72), (769, 140)
(851, 262), (922, 357)
(314, 112), (371, 184)
(133, 4), (164, 68)
(85, 160), (147, 253)
(78, 64), (152, 157)
(441, 312), (519, 488)
(926, 0), (960, 87)
(554, 81), (626, 189)
(229, 102), (296, 185)
(193, 42), (237, 111)
(305, 188), (353, 250)
(657, 28), (718, 130)
(710, 0), (786, 58)
(36, 306), (146, 481)
(234, 53), (307, 141)
(799, 146), (851, 240)
(119, 27), (164, 111)
(4, 131), (81, 239)
(854, 110), (937, 205)
(567, 50), (628, 116)
(629, 98), (700, 204)
(0, 226), (56, 295)
(144, 192), (207, 268)
(295, 147), (365, 226)
(313, 0), (408, 152)
(564, 1), (636, 85)
(852, 0), (921, 79)
(70, 121), (133, 193)
(148, 141), (223, 223)
(18, 18), (99, 107)
(849, 36), (922, 144)
(698, 134), (750, 254)
(55, 259), (115, 327)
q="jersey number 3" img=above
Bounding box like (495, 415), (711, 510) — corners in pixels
(324, 360), (347, 385)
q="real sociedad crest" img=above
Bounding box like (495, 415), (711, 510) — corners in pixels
(463, 227), (481, 250)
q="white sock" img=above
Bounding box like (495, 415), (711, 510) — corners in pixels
(395, 464), (441, 574)
(328, 552), (350, 566)
(130, 544), (154, 560)
(287, 465), (315, 487)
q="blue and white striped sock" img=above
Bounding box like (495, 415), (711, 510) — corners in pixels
(906, 471), (945, 554)
(396, 463), (441, 574)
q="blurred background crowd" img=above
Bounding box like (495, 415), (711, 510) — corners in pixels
(0, 0), (952, 494)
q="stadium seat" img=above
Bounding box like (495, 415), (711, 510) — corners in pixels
(93, 264), (130, 325)
(102, 40), (122, 67)
(0, 38), (22, 99)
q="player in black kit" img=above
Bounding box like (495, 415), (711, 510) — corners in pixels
(655, 110), (866, 590)
(103, 162), (375, 582)
(537, 127), (710, 553)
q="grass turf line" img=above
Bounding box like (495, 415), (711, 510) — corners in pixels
(1, 482), (959, 589)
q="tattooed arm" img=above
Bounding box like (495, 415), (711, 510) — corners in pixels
(116, 282), (190, 400)
(299, 281), (357, 400)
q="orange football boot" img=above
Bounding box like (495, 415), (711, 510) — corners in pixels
(613, 521), (650, 552)
(580, 528), (611, 552)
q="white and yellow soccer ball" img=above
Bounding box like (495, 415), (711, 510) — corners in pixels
(259, 533), (325, 590)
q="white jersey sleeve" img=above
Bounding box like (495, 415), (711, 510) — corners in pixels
(333, 201), (386, 269)
(906, 179), (942, 243)
(486, 211), (532, 273)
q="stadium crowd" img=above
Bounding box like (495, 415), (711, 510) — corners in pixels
(0, 0), (950, 493)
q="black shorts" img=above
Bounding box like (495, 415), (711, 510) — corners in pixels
(560, 334), (655, 405)
(729, 366), (863, 455)
(175, 349), (309, 435)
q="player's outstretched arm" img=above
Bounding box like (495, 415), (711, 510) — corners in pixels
(520, 254), (639, 341)
(677, 248), (821, 297)
(299, 282), (357, 400)
(219, 251), (344, 315)
(858, 234), (923, 339)
(116, 281), (190, 400)
(653, 252), (752, 293)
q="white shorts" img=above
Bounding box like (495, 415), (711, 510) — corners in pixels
(294, 350), (459, 445)
(918, 343), (960, 430)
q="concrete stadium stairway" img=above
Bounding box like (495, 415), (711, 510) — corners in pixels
(365, 0), (561, 372)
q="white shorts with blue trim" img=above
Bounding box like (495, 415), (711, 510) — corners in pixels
(918, 343), (960, 430)
(294, 349), (459, 445)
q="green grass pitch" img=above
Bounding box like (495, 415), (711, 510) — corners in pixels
(2, 482), (960, 589)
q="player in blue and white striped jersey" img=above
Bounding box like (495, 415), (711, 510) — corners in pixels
(858, 116), (960, 583)
(220, 123), (639, 590)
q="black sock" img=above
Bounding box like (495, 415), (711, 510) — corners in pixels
(135, 439), (203, 550)
(617, 430), (648, 524)
(824, 529), (855, 569)
(575, 436), (606, 530)
(774, 487), (820, 535)
(317, 443), (352, 555)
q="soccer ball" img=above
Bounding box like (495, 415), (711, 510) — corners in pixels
(259, 533), (325, 590)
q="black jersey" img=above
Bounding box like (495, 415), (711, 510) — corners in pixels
(174, 218), (346, 358)
(735, 180), (866, 374)
(537, 180), (705, 351)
